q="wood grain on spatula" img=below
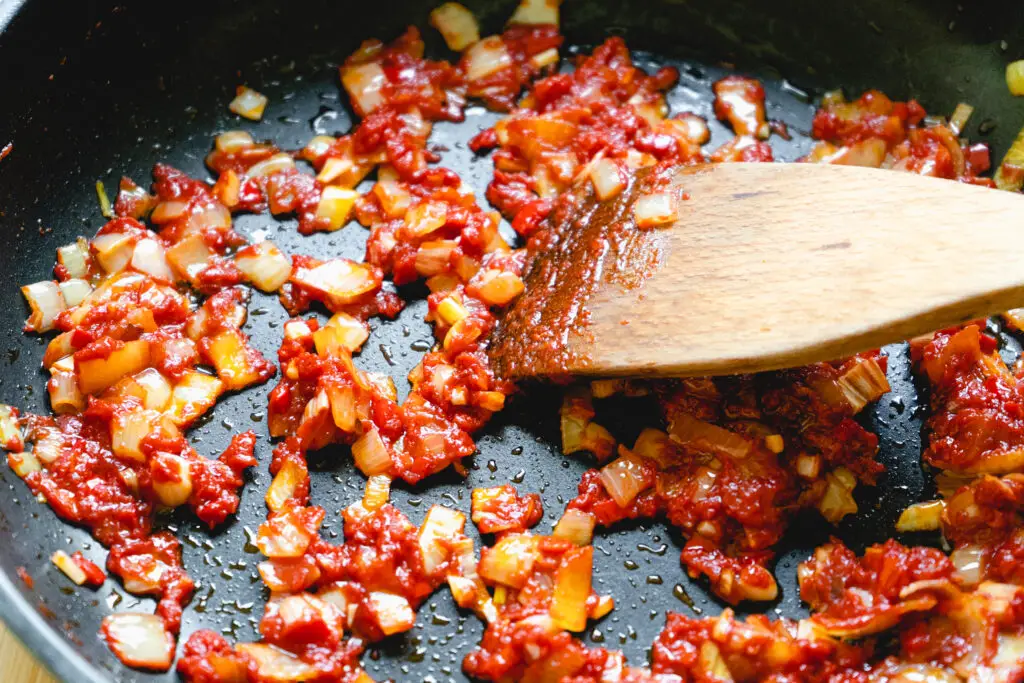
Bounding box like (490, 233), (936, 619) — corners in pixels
(490, 162), (1024, 379)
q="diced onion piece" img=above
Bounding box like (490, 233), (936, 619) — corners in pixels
(698, 641), (733, 682)
(949, 102), (974, 136)
(58, 279), (92, 308)
(795, 454), (821, 479)
(474, 270), (525, 307)
(598, 453), (652, 507)
(352, 427), (392, 476)
(951, 545), (984, 586)
(151, 451), (193, 507)
(474, 391), (505, 412)
(266, 459), (306, 512)
(363, 474), (391, 511)
(77, 339), (152, 396)
(95, 180), (113, 218)
(632, 428), (674, 467)
(550, 546), (592, 632)
(819, 467), (858, 523)
(530, 47), (559, 70)
(216, 130), (255, 154)
(229, 86), (268, 121)
(896, 500), (944, 532)
(21, 281), (66, 332)
(669, 413), (752, 460)
(508, 0), (560, 26)
(9, 450), (40, 478)
(206, 329), (265, 391)
(234, 240), (292, 293)
(314, 186), (358, 231)
(235, 643), (318, 681)
(478, 534), (539, 588)
(837, 357), (890, 413)
(633, 192), (676, 228)
(91, 232), (137, 273)
(341, 62), (387, 118)
(326, 383), (357, 433)
(166, 233), (213, 283)
(291, 259), (378, 307)
(418, 505), (466, 575)
(130, 238), (174, 282)
(314, 313), (369, 356)
(553, 509), (595, 546)
(464, 36), (512, 82)
(317, 156), (373, 188)
(168, 371), (224, 426)
(111, 409), (172, 463)
(436, 296), (469, 326)
(49, 371), (85, 414)
(101, 613), (174, 672)
(58, 238), (91, 279)
(764, 434), (784, 454)
(995, 123), (1024, 192)
(303, 135), (335, 161)
(366, 592), (416, 636)
(150, 200), (189, 224)
(414, 240), (457, 277)
(373, 177), (412, 219)
(404, 200), (449, 238)
(52, 550), (88, 585)
(589, 158), (627, 201)
(246, 153), (296, 178)
(430, 2), (481, 52)
(1008, 60), (1024, 96)
(133, 368), (172, 411)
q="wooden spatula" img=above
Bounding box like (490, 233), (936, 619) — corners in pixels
(490, 162), (1024, 379)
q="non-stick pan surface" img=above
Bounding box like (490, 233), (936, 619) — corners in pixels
(0, 1), (1022, 681)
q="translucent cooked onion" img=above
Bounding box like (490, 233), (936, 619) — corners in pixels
(1008, 60), (1024, 96)
(352, 427), (392, 475)
(363, 474), (392, 511)
(633, 192), (676, 228)
(134, 368), (172, 411)
(150, 451), (193, 508)
(246, 153), (296, 178)
(166, 233), (213, 282)
(414, 240), (457, 277)
(895, 500), (944, 532)
(464, 36), (513, 82)
(101, 613), (174, 672)
(530, 47), (559, 70)
(367, 591), (416, 636)
(57, 238), (91, 279)
(229, 86), (269, 121)
(818, 467), (858, 523)
(51, 550), (88, 585)
(949, 102), (975, 136)
(404, 200), (449, 238)
(58, 278), (93, 308)
(589, 157), (627, 201)
(837, 357), (890, 414)
(77, 339), (153, 396)
(215, 130), (255, 154)
(418, 504), (467, 575)
(265, 459), (306, 513)
(474, 270), (525, 307)
(598, 452), (652, 507)
(235, 643), (318, 681)
(291, 258), (378, 306)
(430, 2), (480, 52)
(508, 0), (560, 26)
(669, 413), (752, 461)
(234, 240), (292, 293)
(995, 123), (1024, 192)
(552, 508), (595, 546)
(150, 200), (189, 224)
(130, 238), (174, 282)
(314, 313), (370, 356)
(21, 280), (66, 332)
(49, 371), (85, 415)
(478, 534), (539, 588)
(315, 186), (359, 231)
(550, 546), (592, 632)
(951, 545), (984, 586)
(341, 62), (388, 117)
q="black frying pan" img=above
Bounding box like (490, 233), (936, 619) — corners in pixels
(0, 1), (1022, 681)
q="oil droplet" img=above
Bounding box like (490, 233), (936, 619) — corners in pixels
(486, 459), (498, 472)
(673, 583), (701, 613)
(646, 575), (663, 585)
(511, 469), (526, 483)
(637, 543), (668, 556)
(590, 628), (605, 643)
(310, 106), (341, 135)
(410, 339), (432, 352)
(379, 344), (395, 366)
(431, 615), (450, 626)
(243, 527), (260, 554)
(623, 559), (639, 570)
(511, 446), (523, 455)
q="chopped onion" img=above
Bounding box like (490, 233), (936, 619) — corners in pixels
(430, 2), (480, 52)
(589, 157), (627, 201)
(77, 339), (152, 396)
(589, 594), (615, 621)
(206, 329), (266, 391)
(464, 36), (512, 82)
(130, 238), (174, 282)
(552, 508), (595, 546)
(474, 270), (525, 307)
(9, 450), (39, 478)
(150, 451), (193, 507)
(52, 550), (88, 585)
(150, 200), (189, 224)
(363, 474), (391, 511)
(265, 459), (306, 513)
(234, 240), (292, 293)
(631, 428), (673, 467)
(1008, 60), (1024, 96)
(995, 123), (1024, 192)
(166, 233), (213, 283)
(95, 180), (113, 218)
(314, 312), (369, 356)
(111, 409), (168, 462)
(550, 546), (592, 632)
(373, 177), (413, 219)
(633, 192), (676, 228)
(168, 370), (224, 427)
(303, 135), (335, 161)
(949, 102), (975, 136)
(669, 413), (752, 460)
(436, 296), (469, 326)
(418, 505), (466, 575)
(818, 467), (858, 523)
(895, 500), (944, 532)
(21, 281), (66, 332)
(508, 0), (560, 26)
(229, 86), (269, 121)
(414, 240), (457, 277)
(92, 232), (138, 273)
(257, 509), (318, 559)
(235, 643), (318, 681)
(951, 545), (984, 586)
(317, 156), (373, 188)
(315, 186), (359, 231)
(478, 533), (539, 588)
(529, 47), (559, 70)
(698, 641), (732, 681)
(764, 434), (784, 454)
(366, 591), (416, 636)
(134, 368), (172, 411)
(327, 382), (357, 433)
(49, 371), (85, 414)
(341, 62), (387, 118)
(795, 454), (821, 479)
(101, 613), (174, 672)
(598, 452), (653, 507)
(404, 200), (449, 238)
(58, 279), (92, 308)
(352, 427), (392, 476)
(57, 238), (91, 279)
(837, 356), (890, 413)
(291, 258), (378, 307)
(215, 130), (255, 154)
(246, 152), (296, 178)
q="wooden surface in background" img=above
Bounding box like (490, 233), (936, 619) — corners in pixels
(0, 621), (57, 683)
